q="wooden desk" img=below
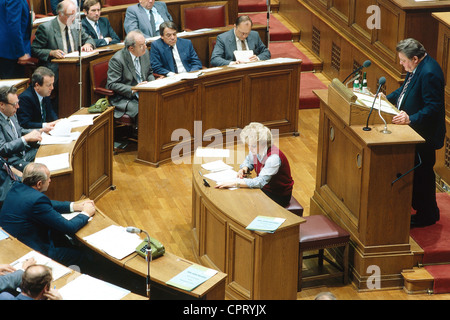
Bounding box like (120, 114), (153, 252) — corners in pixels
(191, 160), (304, 300)
(36, 107), (114, 202)
(53, 25), (267, 117)
(0, 228), (145, 300)
(134, 59), (301, 167)
(0, 79), (29, 95)
(75, 209), (227, 300)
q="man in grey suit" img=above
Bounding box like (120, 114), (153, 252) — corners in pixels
(0, 86), (42, 172)
(106, 30), (155, 120)
(31, 0), (95, 76)
(210, 15), (271, 67)
(124, 0), (173, 38)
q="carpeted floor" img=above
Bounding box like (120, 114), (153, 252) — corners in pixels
(410, 192), (450, 293)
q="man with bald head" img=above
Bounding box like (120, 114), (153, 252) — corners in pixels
(0, 265), (62, 300)
(0, 163), (96, 268)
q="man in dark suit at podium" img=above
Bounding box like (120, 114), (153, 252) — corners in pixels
(386, 38), (446, 227)
(82, 0), (121, 47)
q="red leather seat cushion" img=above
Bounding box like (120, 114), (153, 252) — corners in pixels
(300, 215), (350, 250)
(285, 196), (303, 217)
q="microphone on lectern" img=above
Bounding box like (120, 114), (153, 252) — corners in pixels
(363, 77), (386, 131)
(343, 60), (372, 84)
(126, 226), (151, 299)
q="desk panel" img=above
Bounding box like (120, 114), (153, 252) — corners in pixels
(135, 60), (301, 167)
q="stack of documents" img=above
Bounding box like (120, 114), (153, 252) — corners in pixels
(83, 225), (143, 260)
(246, 216), (286, 233)
(35, 152), (70, 172)
(59, 274), (130, 300)
(166, 264), (217, 292)
(10, 251), (72, 281)
(201, 160), (238, 183)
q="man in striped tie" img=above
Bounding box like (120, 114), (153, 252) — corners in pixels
(386, 38), (446, 227)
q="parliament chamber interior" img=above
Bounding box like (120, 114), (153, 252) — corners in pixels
(1, 0), (450, 304)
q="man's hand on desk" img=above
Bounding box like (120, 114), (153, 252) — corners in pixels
(74, 199), (96, 217)
(50, 49), (66, 59)
(23, 130), (42, 143)
(81, 44), (94, 52)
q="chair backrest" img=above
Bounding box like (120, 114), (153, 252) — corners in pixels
(180, 1), (229, 31)
(104, 0), (136, 6)
(208, 36), (217, 67)
(89, 55), (113, 103)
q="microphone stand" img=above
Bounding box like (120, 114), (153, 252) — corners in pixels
(378, 95), (391, 134)
(363, 80), (384, 131)
(141, 230), (152, 299)
(266, 0), (270, 43)
(76, 2), (82, 110)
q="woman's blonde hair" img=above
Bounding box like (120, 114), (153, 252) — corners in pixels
(240, 122), (272, 147)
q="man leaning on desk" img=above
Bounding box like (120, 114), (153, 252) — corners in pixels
(0, 163), (96, 269)
(210, 15), (271, 67)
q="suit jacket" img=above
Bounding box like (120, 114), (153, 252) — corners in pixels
(82, 16), (121, 47)
(0, 114), (36, 171)
(124, 3), (172, 38)
(0, 0), (31, 60)
(387, 54), (446, 150)
(0, 183), (89, 258)
(0, 156), (19, 203)
(0, 270), (23, 292)
(106, 47), (155, 118)
(150, 38), (202, 76)
(31, 17), (96, 75)
(17, 86), (58, 130)
(210, 29), (271, 67)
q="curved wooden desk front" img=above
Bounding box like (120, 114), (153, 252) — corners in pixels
(36, 107), (114, 202)
(75, 209), (227, 300)
(192, 161), (304, 300)
(0, 228), (146, 300)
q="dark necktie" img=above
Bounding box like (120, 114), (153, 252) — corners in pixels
(40, 99), (46, 123)
(396, 72), (414, 109)
(170, 46), (178, 73)
(149, 10), (156, 37)
(240, 40), (246, 50)
(65, 26), (72, 53)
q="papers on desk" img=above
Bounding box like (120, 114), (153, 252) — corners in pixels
(67, 114), (98, 127)
(10, 251), (72, 281)
(35, 152), (70, 172)
(201, 160), (233, 172)
(246, 216), (286, 233)
(195, 147), (230, 158)
(83, 225), (143, 260)
(39, 115), (97, 145)
(354, 92), (399, 115)
(0, 79), (26, 88)
(203, 169), (238, 183)
(166, 264), (217, 292)
(137, 71), (203, 88)
(234, 50), (254, 63)
(59, 274), (130, 300)
(63, 51), (99, 59)
(228, 57), (301, 69)
(0, 228), (9, 241)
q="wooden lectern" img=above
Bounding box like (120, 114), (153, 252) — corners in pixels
(311, 79), (425, 290)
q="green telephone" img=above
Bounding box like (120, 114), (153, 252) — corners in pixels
(136, 237), (165, 259)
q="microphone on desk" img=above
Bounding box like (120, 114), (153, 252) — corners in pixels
(126, 226), (152, 299)
(363, 76), (386, 131)
(343, 60), (372, 85)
